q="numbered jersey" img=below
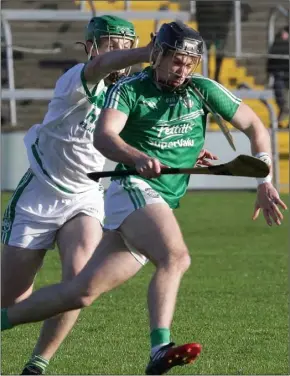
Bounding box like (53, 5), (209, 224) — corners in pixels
(103, 67), (241, 208)
(24, 63), (107, 196)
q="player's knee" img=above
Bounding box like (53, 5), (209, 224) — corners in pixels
(63, 283), (94, 309)
(159, 247), (191, 274)
(78, 294), (95, 308)
(175, 250), (191, 273)
(76, 286), (102, 308)
(66, 272), (103, 308)
(72, 291), (94, 308)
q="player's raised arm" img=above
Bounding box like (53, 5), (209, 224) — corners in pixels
(82, 16), (150, 83)
(84, 46), (150, 83)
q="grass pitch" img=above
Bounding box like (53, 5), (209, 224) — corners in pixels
(1, 191), (289, 375)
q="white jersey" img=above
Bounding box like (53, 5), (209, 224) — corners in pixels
(24, 63), (107, 197)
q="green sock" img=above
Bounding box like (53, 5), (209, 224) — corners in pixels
(1, 308), (13, 331)
(25, 355), (49, 374)
(150, 328), (171, 348)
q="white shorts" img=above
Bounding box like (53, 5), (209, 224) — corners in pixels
(1, 169), (104, 250)
(104, 177), (167, 265)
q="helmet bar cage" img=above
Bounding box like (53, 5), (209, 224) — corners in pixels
(151, 39), (202, 91)
(87, 28), (138, 58)
(86, 29), (139, 82)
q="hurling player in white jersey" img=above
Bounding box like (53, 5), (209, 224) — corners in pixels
(1, 15), (151, 375)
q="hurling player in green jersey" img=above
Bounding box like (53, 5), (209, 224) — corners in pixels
(94, 20), (287, 373)
(2, 21), (287, 376)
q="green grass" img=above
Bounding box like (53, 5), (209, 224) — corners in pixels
(1, 191), (289, 375)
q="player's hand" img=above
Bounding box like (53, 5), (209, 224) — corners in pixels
(134, 155), (167, 178)
(252, 182), (288, 226)
(195, 149), (218, 167)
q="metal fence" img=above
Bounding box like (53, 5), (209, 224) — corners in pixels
(1, 2), (289, 125)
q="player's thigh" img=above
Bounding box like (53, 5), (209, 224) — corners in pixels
(56, 214), (103, 281)
(1, 170), (59, 306)
(104, 177), (189, 267)
(68, 230), (143, 303)
(2, 170), (61, 250)
(120, 203), (189, 267)
(1, 244), (46, 306)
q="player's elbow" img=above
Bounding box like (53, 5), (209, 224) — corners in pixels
(93, 126), (105, 149)
(93, 133), (108, 155)
(93, 132), (102, 150)
(244, 119), (269, 141)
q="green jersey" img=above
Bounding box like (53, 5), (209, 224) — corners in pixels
(103, 67), (242, 208)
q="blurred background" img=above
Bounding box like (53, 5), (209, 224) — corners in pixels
(1, 0), (289, 192)
(1, 5), (289, 374)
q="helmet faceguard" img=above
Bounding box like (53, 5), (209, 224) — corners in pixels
(85, 15), (138, 82)
(151, 21), (204, 90)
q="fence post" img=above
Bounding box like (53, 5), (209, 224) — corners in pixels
(189, 1), (196, 16)
(202, 42), (208, 77)
(124, 1), (130, 11)
(2, 18), (17, 125)
(234, 0), (242, 58)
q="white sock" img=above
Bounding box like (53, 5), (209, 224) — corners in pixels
(151, 343), (170, 357)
